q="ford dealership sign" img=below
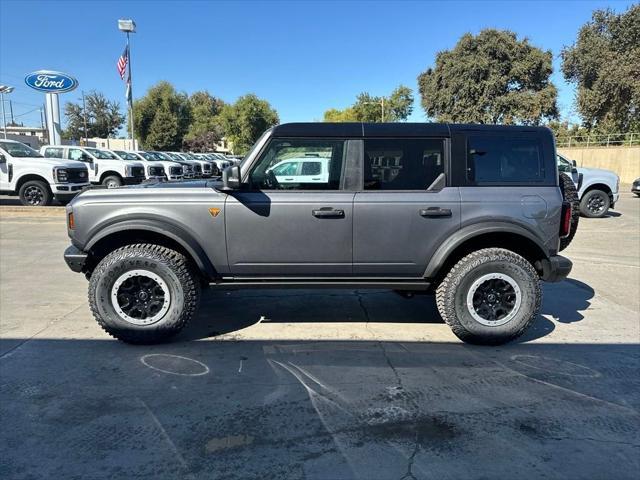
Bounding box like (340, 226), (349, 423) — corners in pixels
(24, 70), (78, 93)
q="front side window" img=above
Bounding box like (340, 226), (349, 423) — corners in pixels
(468, 136), (544, 183)
(364, 138), (445, 190)
(0, 141), (43, 158)
(249, 138), (345, 190)
(68, 148), (89, 161)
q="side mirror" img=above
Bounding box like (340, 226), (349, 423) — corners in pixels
(572, 160), (577, 167)
(81, 153), (92, 162)
(0, 153), (6, 164)
(222, 165), (241, 191)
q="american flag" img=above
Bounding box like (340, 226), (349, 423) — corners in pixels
(117, 45), (129, 80)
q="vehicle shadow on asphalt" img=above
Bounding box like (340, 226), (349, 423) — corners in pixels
(179, 277), (595, 344)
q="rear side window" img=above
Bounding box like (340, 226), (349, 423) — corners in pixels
(301, 161), (321, 175)
(364, 138), (444, 190)
(44, 147), (63, 158)
(468, 136), (544, 183)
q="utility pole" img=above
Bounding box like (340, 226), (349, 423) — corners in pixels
(9, 100), (14, 125)
(381, 97), (385, 122)
(82, 91), (89, 145)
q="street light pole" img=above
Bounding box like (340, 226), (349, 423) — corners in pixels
(118, 19), (136, 149)
(0, 85), (15, 139)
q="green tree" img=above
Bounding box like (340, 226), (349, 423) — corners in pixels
(323, 85), (414, 122)
(63, 91), (125, 140)
(183, 91), (225, 152)
(561, 5), (640, 133)
(219, 94), (279, 154)
(133, 81), (191, 150)
(418, 29), (558, 125)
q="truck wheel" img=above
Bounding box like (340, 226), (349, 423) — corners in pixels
(88, 244), (201, 344)
(102, 175), (123, 188)
(18, 180), (52, 206)
(559, 172), (579, 251)
(580, 189), (610, 218)
(436, 248), (541, 345)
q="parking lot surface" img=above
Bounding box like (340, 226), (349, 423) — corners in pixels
(1, 193), (639, 479)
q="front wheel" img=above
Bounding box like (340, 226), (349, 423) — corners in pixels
(580, 189), (610, 218)
(436, 248), (541, 345)
(102, 175), (123, 189)
(89, 244), (201, 344)
(18, 180), (52, 206)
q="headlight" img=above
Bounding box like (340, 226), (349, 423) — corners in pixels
(125, 165), (132, 176)
(54, 168), (68, 183)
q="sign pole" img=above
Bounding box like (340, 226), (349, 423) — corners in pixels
(45, 93), (62, 145)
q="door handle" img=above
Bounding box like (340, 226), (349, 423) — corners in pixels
(313, 208), (345, 218)
(420, 207), (452, 218)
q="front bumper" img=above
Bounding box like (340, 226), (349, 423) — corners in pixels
(53, 183), (90, 194)
(64, 245), (88, 273)
(539, 255), (573, 283)
(123, 176), (146, 185)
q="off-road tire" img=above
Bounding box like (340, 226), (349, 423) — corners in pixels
(18, 180), (52, 206)
(559, 172), (579, 251)
(102, 175), (123, 188)
(436, 248), (541, 345)
(580, 189), (610, 218)
(88, 244), (200, 344)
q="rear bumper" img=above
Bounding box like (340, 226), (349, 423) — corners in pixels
(64, 245), (88, 273)
(539, 255), (572, 283)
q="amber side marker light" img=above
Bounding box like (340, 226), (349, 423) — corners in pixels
(68, 212), (75, 230)
(209, 208), (221, 217)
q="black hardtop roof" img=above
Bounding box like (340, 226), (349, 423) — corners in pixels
(270, 122), (551, 138)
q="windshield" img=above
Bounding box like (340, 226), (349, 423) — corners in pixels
(167, 152), (183, 161)
(0, 141), (43, 158)
(150, 151), (171, 161)
(114, 150), (139, 161)
(241, 128), (271, 167)
(85, 148), (114, 159)
(139, 152), (156, 161)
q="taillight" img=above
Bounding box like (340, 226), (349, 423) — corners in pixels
(68, 212), (75, 230)
(560, 201), (571, 238)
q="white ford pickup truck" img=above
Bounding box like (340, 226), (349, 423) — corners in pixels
(0, 139), (90, 206)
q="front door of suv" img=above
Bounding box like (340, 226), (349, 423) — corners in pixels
(353, 138), (461, 276)
(225, 138), (354, 276)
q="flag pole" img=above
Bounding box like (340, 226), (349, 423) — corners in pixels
(127, 31), (135, 150)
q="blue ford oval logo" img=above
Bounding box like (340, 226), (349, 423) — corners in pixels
(24, 70), (78, 93)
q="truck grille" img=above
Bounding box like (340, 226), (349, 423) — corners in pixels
(170, 166), (183, 175)
(184, 165), (193, 174)
(149, 166), (164, 176)
(203, 164), (212, 172)
(193, 164), (202, 174)
(66, 168), (89, 183)
(131, 166), (145, 177)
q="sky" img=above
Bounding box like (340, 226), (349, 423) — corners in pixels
(0, 0), (636, 130)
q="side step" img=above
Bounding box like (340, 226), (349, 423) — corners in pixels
(209, 278), (431, 291)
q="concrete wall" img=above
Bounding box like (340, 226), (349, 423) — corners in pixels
(558, 146), (640, 184)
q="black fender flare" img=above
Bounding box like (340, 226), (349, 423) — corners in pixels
(423, 221), (550, 278)
(84, 216), (216, 278)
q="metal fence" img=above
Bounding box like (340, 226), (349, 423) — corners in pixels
(556, 132), (639, 148)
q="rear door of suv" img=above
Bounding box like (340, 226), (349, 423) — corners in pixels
(353, 136), (461, 276)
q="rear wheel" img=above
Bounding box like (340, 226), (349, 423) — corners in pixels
(580, 189), (610, 218)
(436, 248), (541, 345)
(89, 244), (201, 344)
(18, 180), (52, 206)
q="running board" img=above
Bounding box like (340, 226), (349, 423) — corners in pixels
(208, 278), (431, 291)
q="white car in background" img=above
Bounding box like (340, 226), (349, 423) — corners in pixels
(0, 139), (90, 206)
(110, 150), (166, 181)
(557, 154), (620, 218)
(129, 151), (184, 181)
(41, 145), (146, 188)
(267, 157), (330, 184)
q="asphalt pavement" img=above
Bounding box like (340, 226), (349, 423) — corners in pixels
(1, 193), (638, 480)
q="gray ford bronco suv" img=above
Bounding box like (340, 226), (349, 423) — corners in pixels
(64, 123), (574, 345)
